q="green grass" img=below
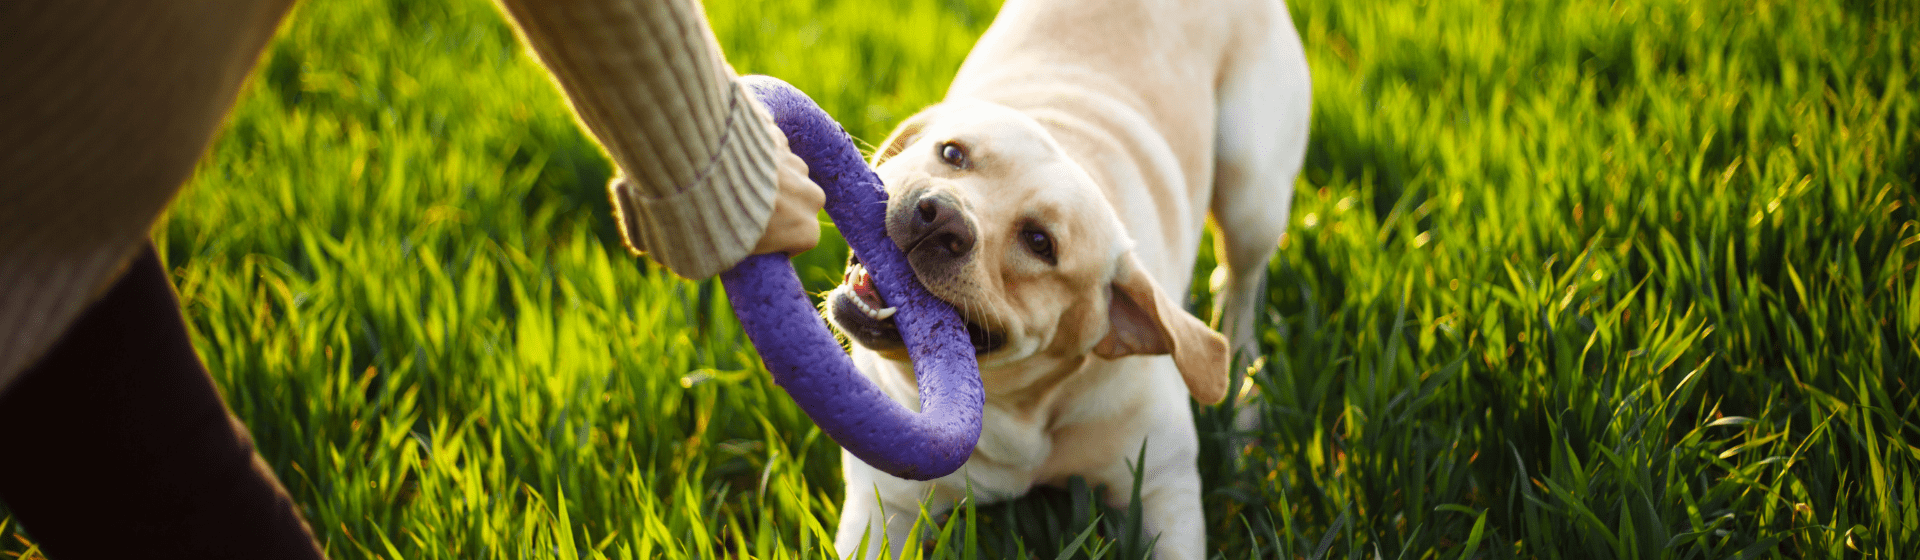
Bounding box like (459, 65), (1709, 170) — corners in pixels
(4, 0), (1916, 558)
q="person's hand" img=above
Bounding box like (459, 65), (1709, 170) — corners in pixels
(750, 114), (826, 257)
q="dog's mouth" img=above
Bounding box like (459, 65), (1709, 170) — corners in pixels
(826, 254), (1006, 356)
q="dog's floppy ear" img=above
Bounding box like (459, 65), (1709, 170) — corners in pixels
(871, 106), (941, 167)
(1094, 253), (1231, 404)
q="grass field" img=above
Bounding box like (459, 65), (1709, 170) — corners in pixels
(4, 0), (1917, 558)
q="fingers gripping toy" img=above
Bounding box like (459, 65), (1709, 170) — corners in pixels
(717, 76), (983, 481)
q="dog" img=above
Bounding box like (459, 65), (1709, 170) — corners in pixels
(823, 0), (1309, 556)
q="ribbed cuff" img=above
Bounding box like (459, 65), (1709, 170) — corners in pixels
(608, 79), (779, 280)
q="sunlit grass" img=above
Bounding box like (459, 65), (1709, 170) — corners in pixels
(3, 0), (1914, 558)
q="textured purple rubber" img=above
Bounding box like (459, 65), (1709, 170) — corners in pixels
(718, 76), (983, 481)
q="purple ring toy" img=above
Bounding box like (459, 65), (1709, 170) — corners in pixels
(718, 76), (983, 481)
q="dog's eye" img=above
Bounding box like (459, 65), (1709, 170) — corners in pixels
(1021, 228), (1056, 264)
(937, 141), (969, 169)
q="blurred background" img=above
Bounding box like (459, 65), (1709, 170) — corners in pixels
(2, 0), (1914, 558)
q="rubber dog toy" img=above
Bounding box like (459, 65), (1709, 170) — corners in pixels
(718, 76), (983, 481)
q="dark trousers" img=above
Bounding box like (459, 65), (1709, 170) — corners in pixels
(0, 245), (326, 559)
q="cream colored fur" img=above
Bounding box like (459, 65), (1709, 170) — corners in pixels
(826, 0), (1310, 557)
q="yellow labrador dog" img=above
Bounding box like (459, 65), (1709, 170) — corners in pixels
(824, 0), (1309, 556)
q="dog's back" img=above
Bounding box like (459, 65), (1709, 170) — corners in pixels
(940, 0), (1305, 301)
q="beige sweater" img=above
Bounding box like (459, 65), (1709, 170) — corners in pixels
(0, 0), (781, 394)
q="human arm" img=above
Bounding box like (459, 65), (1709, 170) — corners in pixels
(495, 0), (823, 279)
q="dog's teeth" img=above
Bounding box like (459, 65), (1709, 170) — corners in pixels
(852, 292), (883, 319)
(841, 263), (895, 321)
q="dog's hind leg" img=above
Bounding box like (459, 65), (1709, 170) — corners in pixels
(1209, 2), (1311, 442)
(1208, 0), (1311, 376)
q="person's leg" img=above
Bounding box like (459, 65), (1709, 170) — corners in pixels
(0, 245), (325, 559)
(0, 0), (298, 393)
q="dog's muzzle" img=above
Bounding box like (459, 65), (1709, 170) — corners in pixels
(827, 251), (1006, 356)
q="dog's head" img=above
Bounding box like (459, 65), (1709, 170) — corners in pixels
(826, 100), (1229, 404)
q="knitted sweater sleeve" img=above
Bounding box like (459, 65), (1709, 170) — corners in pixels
(496, 0), (780, 280)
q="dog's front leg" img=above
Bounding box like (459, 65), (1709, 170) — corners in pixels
(1138, 466), (1206, 560)
(1115, 391), (1208, 560)
(835, 451), (940, 560)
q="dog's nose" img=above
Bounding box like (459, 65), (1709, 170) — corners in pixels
(891, 192), (975, 260)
